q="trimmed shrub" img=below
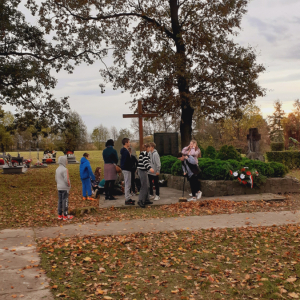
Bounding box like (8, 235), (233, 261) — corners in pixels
(199, 145), (205, 158)
(270, 142), (284, 151)
(198, 158), (232, 180)
(266, 151), (300, 169)
(204, 146), (217, 159)
(268, 162), (289, 177)
(243, 160), (274, 177)
(217, 145), (242, 161)
(160, 155), (178, 174)
(171, 160), (183, 176)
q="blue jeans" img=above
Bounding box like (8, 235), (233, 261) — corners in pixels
(58, 190), (68, 216)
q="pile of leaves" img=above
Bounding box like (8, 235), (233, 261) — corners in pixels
(38, 225), (300, 300)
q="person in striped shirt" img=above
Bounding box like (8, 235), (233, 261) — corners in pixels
(137, 143), (154, 208)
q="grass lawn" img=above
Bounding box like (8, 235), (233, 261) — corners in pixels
(1, 151), (300, 230)
(39, 224), (300, 300)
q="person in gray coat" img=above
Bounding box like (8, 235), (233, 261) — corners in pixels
(55, 156), (74, 221)
(148, 142), (161, 201)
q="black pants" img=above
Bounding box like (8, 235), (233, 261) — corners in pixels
(130, 170), (136, 193)
(148, 174), (159, 196)
(188, 175), (200, 197)
(104, 180), (115, 199)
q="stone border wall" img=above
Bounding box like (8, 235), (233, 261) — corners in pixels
(159, 174), (300, 197)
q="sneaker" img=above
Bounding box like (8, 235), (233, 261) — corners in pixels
(137, 200), (145, 208)
(197, 191), (202, 200)
(187, 197), (196, 202)
(153, 195), (160, 201)
(57, 215), (63, 220)
(63, 215), (74, 221)
(87, 197), (96, 201)
(82, 197), (86, 200)
(189, 193), (192, 197)
(125, 199), (135, 205)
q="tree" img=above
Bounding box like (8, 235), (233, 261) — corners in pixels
(110, 126), (119, 141)
(33, 0), (266, 146)
(268, 100), (285, 142)
(91, 125), (109, 150)
(56, 111), (88, 151)
(114, 128), (133, 152)
(1, 0), (107, 123)
(283, 99), (300, 148)
(0, 107), (13, 151)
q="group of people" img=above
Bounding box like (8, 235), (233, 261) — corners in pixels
(54, 138), (203, 220)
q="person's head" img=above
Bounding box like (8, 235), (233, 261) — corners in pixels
(105, 139), (114, 147)
(83, 152), (89, 159)
(190, 139), (198, 149)
(142, 143), (151, 152)
(122, 137), (130, 148)
(149, 142), (156, 152)
(177, 152), (185, 161)
(94, 167), (101, 180)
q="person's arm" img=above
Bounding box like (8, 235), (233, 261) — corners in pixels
(155, 153), (161, 175)
(181, 146), (189, 155)
(181, 161), (187, 175)
(88, 163), (96, 180)
(63, 169), (71, 187)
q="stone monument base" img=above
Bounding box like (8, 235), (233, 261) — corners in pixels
(67, 156), (79, 164)
(2, 166), (26, 174)
(247, 152), (265, 162)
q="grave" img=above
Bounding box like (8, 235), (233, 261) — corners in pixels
(1, 153), (26, 174)
(246, 128), (265, 161)
(42, 150), (57, 164)
(65, 150), (79, 164)
(154, 132), (179, 157)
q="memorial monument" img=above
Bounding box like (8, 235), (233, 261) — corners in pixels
(154, 132), (179, 157)
(246, 128), (265, 161)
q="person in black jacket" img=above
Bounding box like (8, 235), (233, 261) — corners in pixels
(120, 138), (135, 205)
(128, 147), (138, 195)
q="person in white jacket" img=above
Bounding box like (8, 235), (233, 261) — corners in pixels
(148, 142), (161, 201)
(55, 156), (74, 221)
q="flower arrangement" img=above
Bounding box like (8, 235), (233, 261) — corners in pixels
(229, 167), (262, 188)
(46, 158), (53, 164)
(0, 158), (4, 165)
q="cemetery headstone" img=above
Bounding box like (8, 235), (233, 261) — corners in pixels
(64, 150), (79, 164)
(246, 128), (265, 161)
(1, 153), (25, 174)
(42, 150), (57, 164)
(154, 132), (179, 157)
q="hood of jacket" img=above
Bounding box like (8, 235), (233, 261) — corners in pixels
(80, 157), (88, 165)
(58, 155), (67, 167)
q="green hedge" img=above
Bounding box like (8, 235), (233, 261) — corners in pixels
(161, 155), (288, 179)
(266, 151), (300, 169)
(217, 145), (242, 161)
(203, 146), (217, 159)
(160, 155), (178, 174)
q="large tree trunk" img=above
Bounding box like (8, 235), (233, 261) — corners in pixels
(169, 0), (194, 148)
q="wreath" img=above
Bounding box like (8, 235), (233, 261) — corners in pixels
(229, 167), (262, 188)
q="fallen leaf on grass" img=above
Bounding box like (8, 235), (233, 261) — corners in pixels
(288, 292), (299, 299)
(286, 277), (297, 283)
(83, 257), (92, 262)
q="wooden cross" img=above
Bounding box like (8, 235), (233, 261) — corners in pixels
(123, 100), (158, 151)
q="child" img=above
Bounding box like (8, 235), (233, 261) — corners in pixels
(182, 140), (201, 163)
(148, 142), (161, 201)
(55, 156), (74, 220)
(91, 167), (102, 198)
(128, 147), (138, 195)
(80, 153), (95, 201)
(137, 143), (155, 208)
(177, 152), (202, 201)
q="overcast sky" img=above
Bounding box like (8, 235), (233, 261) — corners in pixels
(6, 0), (300, 134)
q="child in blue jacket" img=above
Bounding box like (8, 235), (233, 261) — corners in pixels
(80, 153), (95, 200)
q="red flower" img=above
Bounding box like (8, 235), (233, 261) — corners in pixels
(238, 177), (242, 182)
(242, 181), (247, 185)
(241, 168), (245, 172)
(229, 170), (233, 175)
(246, 171), (251, 176)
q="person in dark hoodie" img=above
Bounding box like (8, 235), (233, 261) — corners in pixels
(80, 153), (95, 201)
(120, 138), (135, 205)
(55, 156), (73, 220)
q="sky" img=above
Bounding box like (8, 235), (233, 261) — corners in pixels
(5, 0), (300, 134)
